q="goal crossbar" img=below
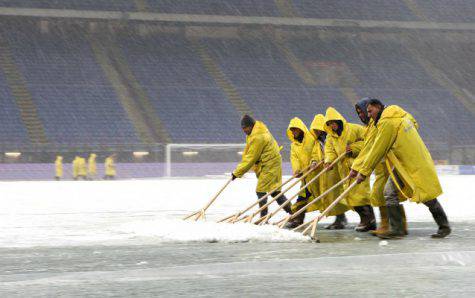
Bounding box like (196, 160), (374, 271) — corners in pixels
(164, 143), (246, 177)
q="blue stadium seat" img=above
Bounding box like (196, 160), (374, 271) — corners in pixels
(146, 0), (280, 17)
(0, 0), (135, 11)
(118, 34), (243, 143)
(0, 71), (30, 144)
(5, 26), (139, 145)
(291, 0), (417, 21)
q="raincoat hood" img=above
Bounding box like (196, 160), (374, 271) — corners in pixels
(287, 117), (308, 143)
(56, 156), (63, 161)
(380, 105), (408, 120)
(355, 98), (372, 125)
(91, 154), (96, 158)
(324, 107), (347, 135)
(310, 114), (326, 140)
(250, 121), (269, 137)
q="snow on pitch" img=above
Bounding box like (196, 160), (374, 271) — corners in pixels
(0, 175), (472, 247)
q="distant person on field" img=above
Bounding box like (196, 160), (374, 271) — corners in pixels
(104, 154), (117, 180)
(55, 155), (63, 181)
(77, 156), (87, 180)
(88, 153), (97, 180)
(72, 156), (80, 180)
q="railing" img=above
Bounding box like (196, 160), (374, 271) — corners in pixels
(0, 142), (472, 180)
(0, 142), (474, 163)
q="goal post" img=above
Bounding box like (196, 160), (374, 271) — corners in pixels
(164, 143), (246, 177)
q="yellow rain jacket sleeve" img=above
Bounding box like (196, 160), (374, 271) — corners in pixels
(324, 107), (370, 207)
(352, 120), (390, 207)
(360, 105), (441, 203)
(233, 121), (283, 193)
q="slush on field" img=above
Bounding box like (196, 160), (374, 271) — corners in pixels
(0, 176), (473, 296)
(0, 0), (474, 297)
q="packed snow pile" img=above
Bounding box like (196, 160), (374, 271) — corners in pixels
(117, 219), (310, 243)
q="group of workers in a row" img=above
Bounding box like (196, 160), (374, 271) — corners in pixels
(55, 153), (117, 180)
(232, 98), (451, 239)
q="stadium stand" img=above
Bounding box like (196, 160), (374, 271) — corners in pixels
(291, 0), (417, 21)
(118, 33), (243, 143)
(0, 69), (29, 144)
(146, 0), (281, 17)
(0, 0), (474, 22)
(0, 1), (473, 151)
(287, 36), (475, 145)
(0, 0), (136, 11)
(413, 0), (475, 23)
(3, 24), (139, 145)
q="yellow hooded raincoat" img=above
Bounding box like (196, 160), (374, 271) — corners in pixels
(105, 156), (116, 177)
(233, 121), (283, 193)
(309, 114), (348, 215)
(324, 107), (371, 207)
(287, 117), (319, 212)
(72, 156), (80, 179)
(358, 105), (441, 203)
(88, 154), (97, 177)
(55, 156), (63, 178)
(78, 157), (87, 177)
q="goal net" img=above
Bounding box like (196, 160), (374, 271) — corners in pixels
(164, 143), (246, 177)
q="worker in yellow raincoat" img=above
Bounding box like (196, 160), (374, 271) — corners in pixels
(285, 117), (319, 228)
(353, 99), (450, 239)
(78, 156), (87, 180)
(72, 156), (79, 180)
(309, 114), (349, 229)
(55, 155), (63, 181)
(232, 115), (292, 219)
(104, 154), (117, 180)
(324, 107), (375, 232)
(351, 98), (408, 236)
(88, 153), (97, 180)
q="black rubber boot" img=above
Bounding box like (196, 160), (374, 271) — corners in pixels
(256, 192), (268, 218)
(284, 196), (306, 229)
(424, 199), (451, 238)
(378, 205), (406, 239)
(354, 205), (376, 232)
(324, 213), (348, 230)
(367, 206), (377, 231)
(275, 194), (292, 214)
(284, 212), (305, 229)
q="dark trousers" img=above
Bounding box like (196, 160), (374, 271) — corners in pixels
(256, 191), (291, 217)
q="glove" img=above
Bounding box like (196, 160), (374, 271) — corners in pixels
(310, 161), (319, 169)
(356, 173), (366, 184)
(294, 171), (302, 178)
(231, 173), (237, 181)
